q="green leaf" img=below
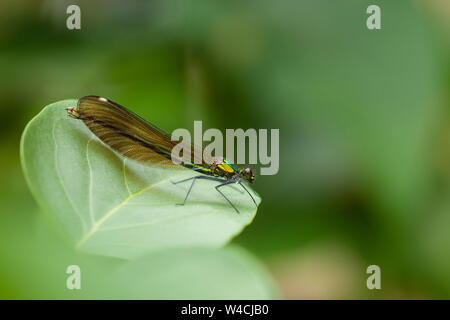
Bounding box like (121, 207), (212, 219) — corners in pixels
(107, 246), (278, 299)
(20, 100), (260, 259)
(0, 215), (277, 299)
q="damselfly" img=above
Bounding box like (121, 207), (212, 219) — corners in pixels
(66, 96), (257, 213)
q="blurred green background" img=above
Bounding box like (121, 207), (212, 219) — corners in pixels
(1, 0), (450, 299)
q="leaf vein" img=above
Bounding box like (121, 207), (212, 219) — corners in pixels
(98, 211), (204, 232)
(52, 122), (87, 233)
(123, 158), (131, 196)
(86, 139), (95, 225)
(75, 173), (179, 249)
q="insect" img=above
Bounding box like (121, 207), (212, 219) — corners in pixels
(66, 95), (257, 213)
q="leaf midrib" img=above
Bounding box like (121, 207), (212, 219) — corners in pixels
(75, 136), (180, 248)
(75, 171), (179, 248)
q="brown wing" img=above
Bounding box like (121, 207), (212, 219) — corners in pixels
(74, 95), (211, 168)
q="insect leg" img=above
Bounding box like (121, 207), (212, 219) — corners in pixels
(216, 181), (240, 214)
(238, 182), (258, 207)
(175, 176), (224, 206)
(171, 176), (196, 185)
